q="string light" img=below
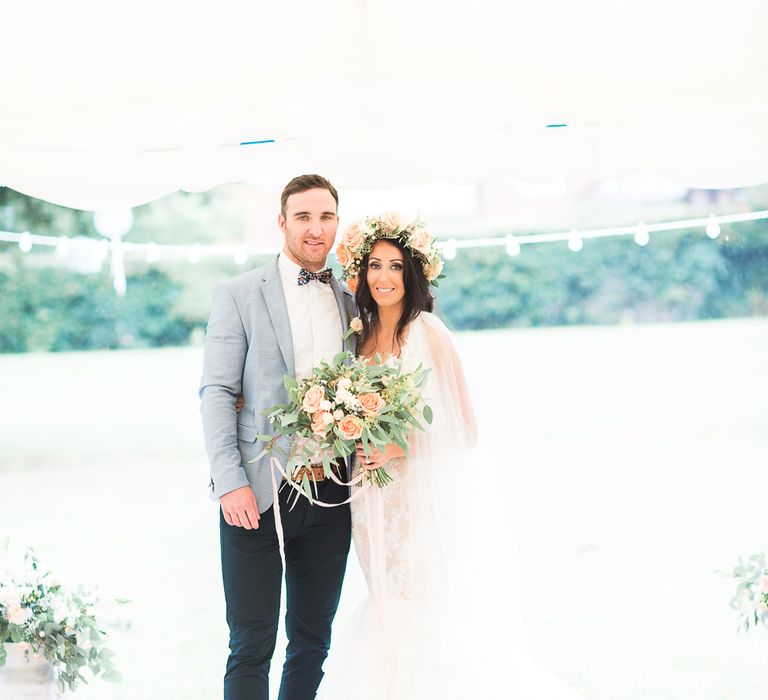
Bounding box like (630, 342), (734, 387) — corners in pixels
(568, 230), (583, 252)
(56, 236), (71, 256)
(188, 244), (201, 264)
(234, 247), (248, 265)
(505, 235), (521, 257)
(441, 239), (458, 260)
(146, 242), (160, 262)
(706, 214), (721, 239)
(634, 223), (650, 247)
(0, 210), (765, 269)
(19, 231), (32, 252)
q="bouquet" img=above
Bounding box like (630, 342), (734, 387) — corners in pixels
(727, 552), (768, 632)
(257, 351), (431, 498)
(0, 544), (122, 691)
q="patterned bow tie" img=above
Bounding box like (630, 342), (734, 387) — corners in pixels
(297, 267), (333, 286)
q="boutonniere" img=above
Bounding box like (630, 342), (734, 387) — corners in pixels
(343, 316), (363, 341)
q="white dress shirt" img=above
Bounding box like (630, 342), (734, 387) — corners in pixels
(278, 253), (343, 382)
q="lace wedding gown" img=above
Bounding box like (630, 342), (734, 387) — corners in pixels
(317, 312), (583, 699)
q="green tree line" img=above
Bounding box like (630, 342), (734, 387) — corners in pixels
(0, 188), (766, 353)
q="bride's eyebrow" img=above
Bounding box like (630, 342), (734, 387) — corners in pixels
(368, 256), (403, 263)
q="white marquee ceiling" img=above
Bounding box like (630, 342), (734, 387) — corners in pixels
(2, 0), (767, 211)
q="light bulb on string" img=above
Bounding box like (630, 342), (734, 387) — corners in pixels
(234, 248), (248, 265)
(56, 236), (71, 256)
(706, 214), (721, 239)
(505, 235), (521, 257)
(634, 223), (649, 247)
(19, 231), (32, 252)
(442, 240), (457, 261)
(188, 245), (201, 264)
(146, 242), (160, 263)
(568, 230), (583, 252)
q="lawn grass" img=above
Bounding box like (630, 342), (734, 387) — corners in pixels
(1, 317), (767, 699)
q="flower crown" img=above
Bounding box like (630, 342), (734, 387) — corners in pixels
(335, 212), (444, 292)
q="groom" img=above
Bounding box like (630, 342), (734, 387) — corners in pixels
(199, 174), (356, 700)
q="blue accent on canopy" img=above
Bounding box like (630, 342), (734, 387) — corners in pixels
(239, 139), (276, 145)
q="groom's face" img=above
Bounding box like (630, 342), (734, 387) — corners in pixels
(278, 188), (339, 272)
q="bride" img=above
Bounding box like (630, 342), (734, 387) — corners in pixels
(317, 215), (583, 699)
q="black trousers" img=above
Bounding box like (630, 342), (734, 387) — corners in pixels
(219, 477), (351, 700)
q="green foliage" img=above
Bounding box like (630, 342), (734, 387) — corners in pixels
(724, 552), (768, 633)
(0, 254), (196, 352)
(1, 186), (766, 352)
(0, 545), (122, 692)
(436, 222), (768, 330)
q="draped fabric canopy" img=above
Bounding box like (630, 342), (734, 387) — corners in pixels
(2, 0), (767, 211)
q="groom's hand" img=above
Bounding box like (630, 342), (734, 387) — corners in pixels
(220, 486), (260, 529)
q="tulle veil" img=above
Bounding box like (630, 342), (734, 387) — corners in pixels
(317, 312), (566, 699)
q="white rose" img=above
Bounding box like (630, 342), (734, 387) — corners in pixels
(7, 604), (33, 625)
(333, 409), (344, 421)
(52, 601), (69, 624)
(335, 387), (349, 404)
(337, 377), (352, 390)
(0, 586), (21, 609)
(335, 387), (360, 411)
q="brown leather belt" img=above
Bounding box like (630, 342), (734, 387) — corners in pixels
(283, 458), (345, 483)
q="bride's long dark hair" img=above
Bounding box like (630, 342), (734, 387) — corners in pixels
(354, 238), (434, 351)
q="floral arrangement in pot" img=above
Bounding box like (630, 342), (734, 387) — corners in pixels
(0, 543), (122, 692)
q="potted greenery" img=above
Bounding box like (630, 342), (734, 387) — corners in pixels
(0, 545), (121, 696)
(727, 552), (768, 632)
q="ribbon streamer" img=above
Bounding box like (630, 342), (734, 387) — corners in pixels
(268, 456), (394, 696)
(269, 456), (371, 570)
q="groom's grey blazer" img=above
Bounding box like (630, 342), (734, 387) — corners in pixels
(199, 255), (356, 513)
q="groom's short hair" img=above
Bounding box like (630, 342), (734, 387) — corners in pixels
(280, 174), (339, 217)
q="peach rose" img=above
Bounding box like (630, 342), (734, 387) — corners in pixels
(410, 228), (433, 255)
(346, 276), (359, 294)
(424, 257), (444, 281)
(350, 317), (363, 333)
(342, 223), (366, 252)
(359, 392), (386, 417)
(380, 211), (404, 232)
(338, 415), (364, 441)
(302, 385), (325, 414)
(336, 243), (353, 268)
(312, 411), (334, 437)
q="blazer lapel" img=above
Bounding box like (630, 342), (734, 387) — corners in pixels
(330, 275), (356, 354)
(260, 257), (295, 377)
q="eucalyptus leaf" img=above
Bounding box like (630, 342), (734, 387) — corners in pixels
(283, 375), (298, 391)
(102, 669), (124, 683)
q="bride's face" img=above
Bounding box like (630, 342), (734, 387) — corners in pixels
(366, 240), (405, 311)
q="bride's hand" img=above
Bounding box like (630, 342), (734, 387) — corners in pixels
(356, 443), (406, 470)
